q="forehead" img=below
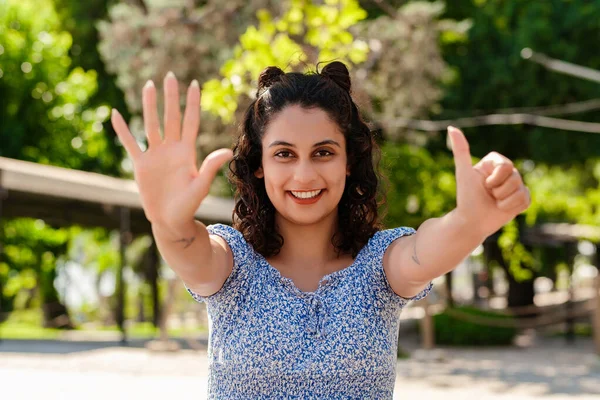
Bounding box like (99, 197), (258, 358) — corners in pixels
(262, 105), (344, 146)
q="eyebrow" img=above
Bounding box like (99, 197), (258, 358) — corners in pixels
(268, 139), (341, 148)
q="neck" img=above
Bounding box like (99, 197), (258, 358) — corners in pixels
(272, 211), (342, 271)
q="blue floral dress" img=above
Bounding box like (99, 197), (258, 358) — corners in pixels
(186, 224), (433, 399)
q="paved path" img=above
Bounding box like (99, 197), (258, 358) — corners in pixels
(1, 336), (599, 399)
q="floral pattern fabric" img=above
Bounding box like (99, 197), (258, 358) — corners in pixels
(186, 223), (433, 399)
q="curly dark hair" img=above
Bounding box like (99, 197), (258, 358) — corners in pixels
(229, 61), (385, 258)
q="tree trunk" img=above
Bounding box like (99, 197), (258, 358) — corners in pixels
(444, 271), (454, 307)
(147, 240), (160, 328)
(506, 273), (535, 309)
(40, 267), (73, 329)
(484, 238), (536, 315)
(42, 301), (73, 329)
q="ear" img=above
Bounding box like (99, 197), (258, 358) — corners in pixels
(346, 165), (351, 177)
(255, 166), (264, 179)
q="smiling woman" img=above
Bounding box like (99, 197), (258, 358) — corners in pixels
(254, 105), (350, 231)
(176, 62), (436, 398)
(111, 58), (529, 399)
(231, 63), (381, 260)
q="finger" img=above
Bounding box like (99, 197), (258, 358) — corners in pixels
(164, 71), (182, 142)
(485, 164), (516, 189)
(448, 126), (472, 176)
(496, 186), (530, 212)
(491, 171), (522, 200)
(192, 149), (234, 200)
(474, 152), (513, 180)
(181, 80), (201, 146)
(142, 80), (162, 147)
(111, 109), (142, 160)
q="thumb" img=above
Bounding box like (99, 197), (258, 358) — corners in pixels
(448, 126), (472, 176)
(192, 148), (234, 200)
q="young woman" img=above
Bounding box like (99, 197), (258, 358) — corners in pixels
(111, 61), (530, 398)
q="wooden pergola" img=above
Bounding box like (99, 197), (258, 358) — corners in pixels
(0, 156), (234, 342)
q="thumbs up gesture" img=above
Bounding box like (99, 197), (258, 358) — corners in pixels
(448, 126), (531, 237)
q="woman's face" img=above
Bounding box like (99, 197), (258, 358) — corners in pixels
(255, 105), (350, 226)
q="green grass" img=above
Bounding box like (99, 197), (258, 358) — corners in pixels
(549, 323), (593, 338)
(0, 309), (62, 339)
(0, 309), (207, 340)
(92, 322), (208, 338)
(0, 323), (63, 339)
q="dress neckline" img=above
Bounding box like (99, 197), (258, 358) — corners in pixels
(254, 244), (368, 297)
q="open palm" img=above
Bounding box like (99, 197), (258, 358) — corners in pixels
(111, 72), (233, 228)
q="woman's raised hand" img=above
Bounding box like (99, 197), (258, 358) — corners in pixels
(448, 126), (530, 237)
(111, 72), (233, 229)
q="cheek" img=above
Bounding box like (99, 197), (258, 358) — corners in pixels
(262, 164), (288, 193)
(327, 161), (349, 186)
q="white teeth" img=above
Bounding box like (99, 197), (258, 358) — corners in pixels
(290, 190), (322, 199)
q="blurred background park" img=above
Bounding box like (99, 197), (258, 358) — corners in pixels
(1, 0), (600, 398)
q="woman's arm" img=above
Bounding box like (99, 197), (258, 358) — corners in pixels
(152, 220), (233, 297)
(384, 127), (531, 299)
(111, 73), (234, 297)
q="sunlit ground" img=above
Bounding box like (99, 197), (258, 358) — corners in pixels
(1, 335), (598, 400)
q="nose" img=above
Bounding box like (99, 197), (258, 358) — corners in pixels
(293, 159), (318, 184)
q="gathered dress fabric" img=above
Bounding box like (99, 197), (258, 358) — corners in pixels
(186, 224), (433, 399)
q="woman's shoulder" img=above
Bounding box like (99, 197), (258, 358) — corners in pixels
(367, 226), (416, 254)
(207, 223), (246, 244)
(186, 224), (257, 306)
(361, 226), (432, 307)
(206, 223), (256, 260)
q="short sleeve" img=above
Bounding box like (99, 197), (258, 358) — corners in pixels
(367, 227), (433, 308)
(184, 223), (254, 309)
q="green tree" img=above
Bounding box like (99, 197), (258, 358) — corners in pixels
(352, 1), (470, 142)
(0, 0), (123, 325)
(97, 0), (290, 166)
(0, 0), (119, 173)
(0, 219), (70, 325)
(434, 0), (600, 163)
(97, 0), (372, 169)
(407, 0), (600, 308)
(53, 0), (131, 177)
(200, 0), (370, 122)
(380, 142), (456, 228)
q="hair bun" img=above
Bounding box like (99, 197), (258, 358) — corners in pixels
(257, 66), (285, 96)
(321, 61), (351, 94)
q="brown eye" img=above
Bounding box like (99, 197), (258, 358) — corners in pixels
(315, 150), (333, 157)
(275, 150), (293, 158)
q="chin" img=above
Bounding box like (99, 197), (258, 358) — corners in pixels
(278, 207), (339, 227)
(288, 215), (329, 226)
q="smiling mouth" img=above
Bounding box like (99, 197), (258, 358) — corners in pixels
(289, 189), (323, 199)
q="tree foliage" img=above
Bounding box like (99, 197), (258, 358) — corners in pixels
(97, 0), (289, 162)
(97, 0), (373, 166)
(434, 0), (600, 163)
(352, 1), (470, 142)
(201, 0), (370, 122)
(0, 0), (122, 323)
(0, 0), (119, 173)
(0, 219), (70, 321)
(380, 142), (456, 228)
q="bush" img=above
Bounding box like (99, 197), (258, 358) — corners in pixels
(432, 306), (517, 346)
